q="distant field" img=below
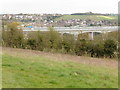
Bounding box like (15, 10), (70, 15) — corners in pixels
(55, 15), (117, 21)
(2, 47), (118, 88)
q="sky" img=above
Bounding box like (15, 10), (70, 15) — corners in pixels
(0, 0), (119, 14)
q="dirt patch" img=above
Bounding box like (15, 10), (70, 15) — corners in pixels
(2, 47), (118, 68)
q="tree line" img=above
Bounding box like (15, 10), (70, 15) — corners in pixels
(2, 22), (118, 58)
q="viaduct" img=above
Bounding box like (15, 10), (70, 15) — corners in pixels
(23, 26), (118, 40)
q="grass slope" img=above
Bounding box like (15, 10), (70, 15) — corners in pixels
(55, 15), (117, 21)
(2, 48), (118, 88)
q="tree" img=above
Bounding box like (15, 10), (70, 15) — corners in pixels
(75, 39), (87, 56)
(93, 43), (104, 58)
(27, 31), (44, 50)
(2, 22), (24, 48)
(77, 32), (89, 40)
(43, 27), (62, 50)
(86, 40), (104, 58)
(62, 33), (75, 53)
(104, 39), (117, 58)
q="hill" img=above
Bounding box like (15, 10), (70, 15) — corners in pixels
(2, 47), (118, 88)
(55, 15), (117, 21)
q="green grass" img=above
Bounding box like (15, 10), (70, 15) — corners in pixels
(55, 15), (117, 21)
(2, 49), (118, 88)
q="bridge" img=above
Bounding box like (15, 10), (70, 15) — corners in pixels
(23, 26), (118, 40)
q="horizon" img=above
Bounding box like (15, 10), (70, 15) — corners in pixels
(0, 12), (118, 15)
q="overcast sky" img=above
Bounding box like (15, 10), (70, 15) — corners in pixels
(0, 0), (119, 14)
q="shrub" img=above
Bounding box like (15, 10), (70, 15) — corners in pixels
(75, 39), (87, 56)
(27, 31), (44, 51)
(2, 22), (118, 59)
(2, 22), (24, 48)
(104, 39), (117, 58)
(62, 33), (75, 53)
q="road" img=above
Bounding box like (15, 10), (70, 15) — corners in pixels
(23, 26), (118, 32)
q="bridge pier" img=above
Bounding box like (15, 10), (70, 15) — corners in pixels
(89, 32), (94, 40)
(73, 33), (79, 40)
(23, 31), (29, 39)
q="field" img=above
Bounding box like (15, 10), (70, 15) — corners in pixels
(55, 15), (117, 21)
(2, 47), (118, 88)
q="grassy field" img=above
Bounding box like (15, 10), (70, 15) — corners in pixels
(2, 47), (118, 88)
(55, 15), (117, 21)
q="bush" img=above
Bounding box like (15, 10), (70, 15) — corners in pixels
(47, 27), (62, 50)
(75, 39), (87, 56)
(2, 22), (24, 48)
(104, 39), (117, 58)
(62, 34), (75, 53)
(2, 22), (118, 59)
(91, 43), (104, 58)
(27, 31), (44, 51)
